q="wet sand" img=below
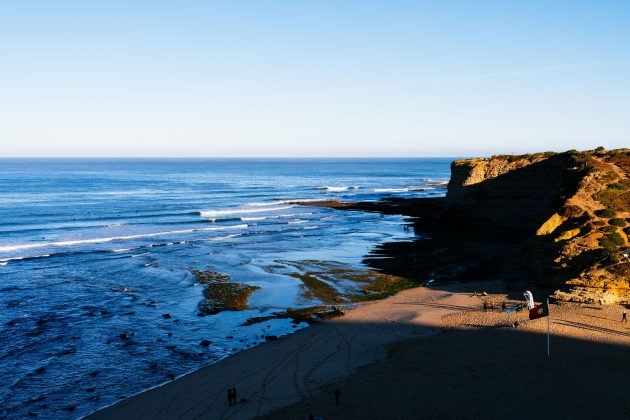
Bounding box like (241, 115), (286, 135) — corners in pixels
(87, 284), (630, 419)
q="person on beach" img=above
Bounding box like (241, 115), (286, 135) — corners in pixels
(334, 388), (340, 406)
(232, 387), (238, 404)
(227, 388), (233, 406)
(623, 311), (628, 323)
(483, 301), (488, 311)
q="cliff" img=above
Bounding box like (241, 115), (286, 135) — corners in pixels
(355, 148), (630, 305)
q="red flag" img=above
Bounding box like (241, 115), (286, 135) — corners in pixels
(529, 301), (549, 320)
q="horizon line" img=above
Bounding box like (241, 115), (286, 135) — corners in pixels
(0, 155), (472, 159)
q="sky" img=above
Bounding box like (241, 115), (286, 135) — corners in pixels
(1, 0), (629, 157)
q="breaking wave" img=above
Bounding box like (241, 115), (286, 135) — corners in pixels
(0, 224), (249, 253)
(241, 212), (312, 222)
(316, 186), (359, 192)
(199, 206), (294, 218)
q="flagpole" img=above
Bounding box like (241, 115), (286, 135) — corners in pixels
(547, 298), (550, 358)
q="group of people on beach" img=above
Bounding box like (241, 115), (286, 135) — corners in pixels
(227, 387), (238, 406)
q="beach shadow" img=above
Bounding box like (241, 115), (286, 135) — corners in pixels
(553, 319), (630, 338)
(259, 322), (630, 420)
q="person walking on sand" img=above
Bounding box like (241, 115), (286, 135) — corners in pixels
(334, 388), (340, 406)
(623, 311), (628, 323)
(227, 388), (233, 406)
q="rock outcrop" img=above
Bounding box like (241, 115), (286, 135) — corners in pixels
(349, 148), (630, 305)
(191, 269), (261, 315)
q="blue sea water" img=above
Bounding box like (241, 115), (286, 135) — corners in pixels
(0, 158), (450, 418)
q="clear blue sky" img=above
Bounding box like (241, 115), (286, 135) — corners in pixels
(1, 1), (629, 157)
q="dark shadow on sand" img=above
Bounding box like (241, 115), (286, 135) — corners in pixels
(259, 321), (630, 420)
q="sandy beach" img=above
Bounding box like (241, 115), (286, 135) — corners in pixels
(87, 280), (630, 419)
(264, 293), (630, 419)
(87, 282), (483, 419)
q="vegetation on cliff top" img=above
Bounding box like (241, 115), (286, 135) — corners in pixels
(512, 148), (629, 303)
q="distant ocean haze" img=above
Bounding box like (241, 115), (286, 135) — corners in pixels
(0, 158), (450, 419)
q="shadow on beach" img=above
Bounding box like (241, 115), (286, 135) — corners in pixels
(260, 324), (630, 420)
(87, 283), (630, 420)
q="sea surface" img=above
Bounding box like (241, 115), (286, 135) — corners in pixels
(0, 158), (450, 418)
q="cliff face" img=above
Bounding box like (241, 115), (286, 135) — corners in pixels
(440, 152), (586, 244)
(447, 149), (630, 303)
(447, 154), (551, 197)
(364, 148), (630, 305)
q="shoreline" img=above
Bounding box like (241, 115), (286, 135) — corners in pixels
(87, 277), (630, 419)
(86, 281), (485, 419)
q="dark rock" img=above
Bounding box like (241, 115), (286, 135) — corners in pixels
(162, 313), (171, 319)
(200, 339), (211, 347)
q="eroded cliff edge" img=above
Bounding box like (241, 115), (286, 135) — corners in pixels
(312, 148), (630, 304)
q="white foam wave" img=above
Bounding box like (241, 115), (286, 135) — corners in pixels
(245, 200), (289, 207)
(132, 252), (150, 258)
(373, 188), (409, 193)
(288, 219), (308, 224)
(200, 206), (294, 218)
(205, 234), (243, 241)
(303, 226), (320, 230)
(0, 262), (7, 266)
(0, 256), (23, 263)
(0, 224), (249, 253)
(278, 198), (331, 205)
(113, 248), (132, 253)
(241, 212), (312, 222)
(0, 254), (50, 263)
(317, 186), (358, 192)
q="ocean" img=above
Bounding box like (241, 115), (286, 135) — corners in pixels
(0, 158), (450, 418)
